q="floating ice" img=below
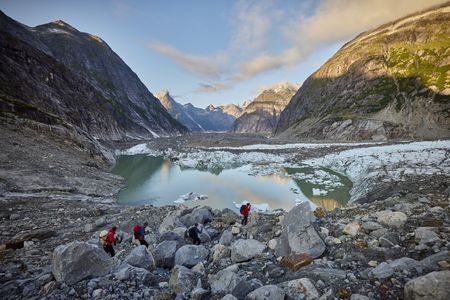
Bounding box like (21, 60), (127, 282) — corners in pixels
(175, 192), (208, 203)
(312, 188), (328, 196)
(233, 201), (271, 212)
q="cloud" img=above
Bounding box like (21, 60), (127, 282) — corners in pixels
(148, 0), (447, 93)
(147, 41), (228, 77)
(230, 0), (282, 51)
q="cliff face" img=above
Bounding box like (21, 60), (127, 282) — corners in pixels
(0, 11), (187, 146)
(231, 84), (297, 133)
(275, 3), (450, 140)
(156, 91), (237, 132)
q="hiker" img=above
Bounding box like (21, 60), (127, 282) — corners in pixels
(186, 223), (203, 245)
(100, 226), (118, 257)
(240, 202), (251, 225)
(133, 222), (149, 248)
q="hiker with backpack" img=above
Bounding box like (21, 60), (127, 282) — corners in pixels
(185, 223), (203, 245)
(99, 226), (118, 257)
(240, 202), (251, 225)
(133, 222), (149, 248)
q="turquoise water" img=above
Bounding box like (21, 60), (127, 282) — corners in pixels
(112, 155), (351, 211)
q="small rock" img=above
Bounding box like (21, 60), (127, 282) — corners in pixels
(246, 285), (285, 300)
(279, 253), (313, 271)
(42, 281), (56, 294)
(370, 262), (394, 279)
(368, 260), (378, 267)
(9, 214), (20, 220)
(92, 289), (103, 298)
(231, 226), (240, 235)
(343, 223), (360, 236)
(377, 211), (407, 228)
(268, 239), (277, 250)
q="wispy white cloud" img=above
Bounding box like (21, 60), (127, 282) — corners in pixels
(149, 0), (447, 93)
(147, 41), (228, 77)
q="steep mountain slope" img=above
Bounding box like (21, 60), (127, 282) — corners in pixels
(231, 83), (297, 133)
(219, 104), (243, 118)
(276, 3), (450, 140)
(156, 90), (237, 131)
(0, 11), (186, 145)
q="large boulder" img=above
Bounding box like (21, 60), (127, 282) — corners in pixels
(220, 229), (233, 246)
(52, 241), (116, 285)
(175, 245), (209, 268)
(231, 239), (266, 263)
(246, 285), (285, 300)
(180, 207), (213, 227)
(208, 267), (241, 294)
(159, 210), (184, 234)
(377, 211), (407, 228)
(169, 265), (203, 295)
(212, 244), (231, 263)
(404, 271), (450, 300)
(154, 240), (178, 269)
(124, 245), (155, 271)
(275, 202), (325, 258)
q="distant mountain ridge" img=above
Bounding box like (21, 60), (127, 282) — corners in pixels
(230, 82), (298, 133)
(275, 3), (450, 140)
(156, 90), (240, 132)
(0, 11), (187, 147)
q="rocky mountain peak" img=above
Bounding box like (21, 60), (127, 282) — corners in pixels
(276, 3), (450, 140)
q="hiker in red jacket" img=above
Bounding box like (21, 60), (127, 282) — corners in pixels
(133, 222), (149, 248)
(104, 226), (117, 257)
(240, 203), (251, 225)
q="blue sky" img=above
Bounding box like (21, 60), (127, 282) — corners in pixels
(0, 0), (444, 108)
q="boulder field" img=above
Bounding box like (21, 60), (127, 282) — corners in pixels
(1, 189), (449, 299)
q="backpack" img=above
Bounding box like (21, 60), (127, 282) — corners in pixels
(240, 204), (246, 214)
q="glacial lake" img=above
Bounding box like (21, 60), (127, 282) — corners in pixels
(112, 155), (352, 212)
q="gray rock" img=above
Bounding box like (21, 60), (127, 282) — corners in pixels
(350, 295), (369, 300)
(114, 265), (131, 281)
(362, 221), (383, 232)
(281, 278), (319, 300)
(404, 271), (450, 300)
(175, 245), (209, 268)
(9, 214), (20, 220)
(124, 245), (155, 270)
(154, 240), (178, 269)
(212, 244), (231, 263)
(370, 262), (394, 279)
(275, 202), (325, 258)
(208, 268), (241, 294)
(420, 251), (450, 272)
(52, 241), (116, 285)
(180, 207), (213, 227)
(415, 227), (441, 245)
(220, 230), (233, 246)
(159, 210), (184, 234)
(222, 295), (238, 300)
(379, 232), (399, 248)
(377, 211), (407, 228)
(389, 257), (421, 272)
(343, 223), (360, 236)
(370, 228), (388, 238)
(231, 239), (266, 263)
(191, 287), (211, 300)
(231, 278), (263, 299)
(169, 265), (202, 295)
(246, 285), (285, 300)
(310, 268), (346, 282)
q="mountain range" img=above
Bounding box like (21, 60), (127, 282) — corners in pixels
(0, 10), (187, 155)
(275, 3), (450, 140)
(156, 90), (241, 132)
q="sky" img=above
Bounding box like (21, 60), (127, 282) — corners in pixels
(0, 0), (445, 108)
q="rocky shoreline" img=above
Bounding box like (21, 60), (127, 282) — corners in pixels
(1, 128), (449, 299)
(1, 182), (449, 299)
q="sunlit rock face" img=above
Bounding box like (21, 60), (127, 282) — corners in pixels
(231, 83), (298, 133)
(276, 3), (450, 140)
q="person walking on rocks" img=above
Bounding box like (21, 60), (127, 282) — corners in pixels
(240, 202), (251, 225)
(133, 222), (149, 247)
(186, 223), (203, 245)
(100, 226), (118, 257)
